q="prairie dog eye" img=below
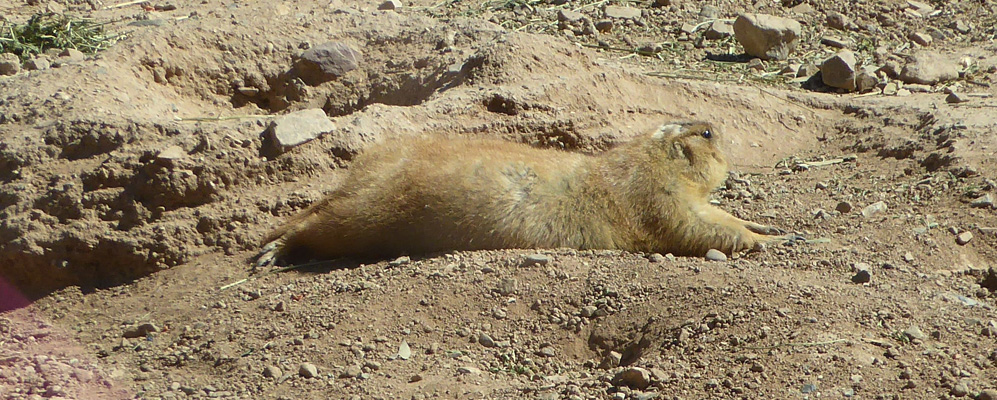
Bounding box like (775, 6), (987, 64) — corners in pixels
(701, 129), (712, 139)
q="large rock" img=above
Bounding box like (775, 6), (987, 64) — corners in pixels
(295, 42), (363, 84)
(262, 108), (336, 156)
(899, 52), (959, 85)
(821, 50), (858, 91)
(733, 14), (802, 60)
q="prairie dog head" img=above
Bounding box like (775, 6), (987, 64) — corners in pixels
(650, 121), (729, 190)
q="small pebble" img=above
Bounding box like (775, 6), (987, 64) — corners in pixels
(835, 201), (853, 213)
(478, 333), (496, 348)
(705, 249), (727, 262)
(263, 365), (282, 379)
(298, 363), (318, 378)
(648, 253), (665, 263)
(398, 341), (412, 360)
(957, 231), (973, 245)
(339, 365), (361, 378)
(457, 366), (482, 375)
(521, 253), (551, 267)
(951, 382), (969, 397)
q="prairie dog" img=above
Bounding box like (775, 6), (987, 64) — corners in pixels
(257, 121), (794, 266)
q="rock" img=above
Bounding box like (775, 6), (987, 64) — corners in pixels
(156, 145), (185, 164)
(733, 13), (802, 61)
(821, 50), (858, 91)
(457, 366), (482, 375)
(951, 382), (969, 397)
(409, 374), (423, 382)
(946, 92), (970, 104)
(747, 58), (764, 71)
(882, 82), (899, 95)
(595, 20), (613, 33)
(855, 70), (879, 92)
(821, 36), (853, 49)
(910, 32), (932, 46)
(899, 52), (960, 85)
(295, 42), (362, 83)
(398, 341), (411, 360)
(478, 333), (496, 348)
(648, 253), (665, 263)
(835, 201), (853, 213)
(705, 249), (727, 261)
(903, 325), (927, 340)
(0, 53), (21, 75)
(612, 367), (651, 390)
(699, 5), (719, 19)
(24, 56), (50, 71)
(789, 3), (814, 14)
(750, 362), (765, 372)
(521, 253), (550, 267)
(826, 12), (849, 30)
(906, 0), (936, 17)
(978, 389), (997, 400)
(653, 0), (670, 6)
(378, 0), (401, 10)
(956, 231), (973, 245)
(971, 194), (994, 208)
(537, 346), (556, 357)
(557, 9), (585, 23)
(604, 6), (641, 19)
(600, 351), (622, 369)
(298, 363), (318, 378)
(851, 263), (871, 284)
(704, 21), (734, 40)
(580, 305), (599, 318)
(950, 20), (971, 34)
(123, 323), (159, 338)
(861, 201), (887, 218)
(262, 108), (335, 155)
(497, 278), (518, 295)
(797, 63), (819, 78)
(59, 48), (86, 62)
(339, 365), (361, 378)
(263, 365), (282, 379)
(389, 256), (410, 266)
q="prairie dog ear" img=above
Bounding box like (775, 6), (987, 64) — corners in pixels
(651, 123), (684, 141)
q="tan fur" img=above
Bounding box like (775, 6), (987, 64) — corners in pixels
(258, 121), (793, 265)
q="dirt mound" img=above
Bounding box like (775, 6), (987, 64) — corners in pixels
(1, 0), (997, 398)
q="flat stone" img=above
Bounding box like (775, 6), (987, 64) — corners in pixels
(521, 253), (550, 267)
(457, 366), (482, 375)
(612, 367), (651, 390)
(398, 341), (411, 360)
(263, 108), (335, 155)
(821, 36), (853, 49)
(910, 32), (932, 46)
(821, 50), (858, 91)
(733, 13), (802, 61)
(59, 48), (86, 62)
(900, 52), (960, 85)
(970, 194), (994, 208)
(950, 20), (971, 34)
(705, 249), (727, 261)
(861, 201), (887, 218)
(295, 42), (362, 83)
(604, 6), (641, 19)
(557, 9), (585, 22)
(156, 145), (185, 163)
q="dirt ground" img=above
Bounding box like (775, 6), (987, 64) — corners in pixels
(2, 0), (997, 398)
